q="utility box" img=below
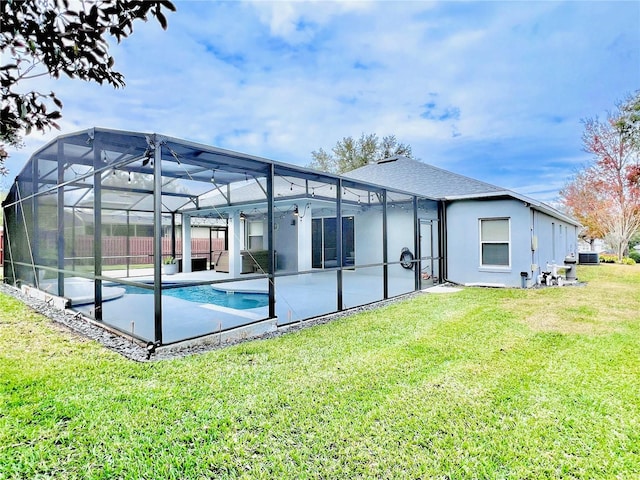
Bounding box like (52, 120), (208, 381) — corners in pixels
(564, 254), (577, 281)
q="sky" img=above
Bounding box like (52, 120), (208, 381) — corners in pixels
(4, 0), (640, 203)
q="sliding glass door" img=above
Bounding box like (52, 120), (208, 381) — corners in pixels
(312, 217), (354, 268)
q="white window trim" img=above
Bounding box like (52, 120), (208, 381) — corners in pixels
(479, 217), (511, 270)
(245, 219), (264, 251)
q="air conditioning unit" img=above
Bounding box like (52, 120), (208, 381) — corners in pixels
(578, 252), (599, 265)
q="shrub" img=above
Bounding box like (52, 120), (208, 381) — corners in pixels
(599, 254), (617, 263)
(600, 253), (638, 264)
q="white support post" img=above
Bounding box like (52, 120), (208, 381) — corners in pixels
(298, 211), (312, 271)
(229, 211), (242, 276)
(182, 213), (192, 273)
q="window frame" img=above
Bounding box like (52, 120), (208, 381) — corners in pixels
(245, 219), (264, 251)
(311, 215), (356, 269)
(479, 217), (511, 269)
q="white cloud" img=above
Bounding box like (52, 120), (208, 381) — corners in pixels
(4, 1), (639, 203)
(250, 0), (373, 44)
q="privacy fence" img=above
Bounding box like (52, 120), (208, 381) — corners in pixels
(65, 236), (225, 266)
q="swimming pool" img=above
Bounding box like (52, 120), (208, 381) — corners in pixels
(120, 284), (269, 310)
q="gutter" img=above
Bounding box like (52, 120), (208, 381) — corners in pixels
(444, 190), (581, 227)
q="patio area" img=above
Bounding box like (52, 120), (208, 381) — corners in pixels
(3, 128), (441, 346)
(55, 268), (420, 344)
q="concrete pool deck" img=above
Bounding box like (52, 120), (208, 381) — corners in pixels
(42, 268), (432, 344)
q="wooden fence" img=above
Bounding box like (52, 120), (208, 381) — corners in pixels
(69, 236), (226, 265)
(0, 232), (225, 267)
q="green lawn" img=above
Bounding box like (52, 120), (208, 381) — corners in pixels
(1, 265), (639, 479)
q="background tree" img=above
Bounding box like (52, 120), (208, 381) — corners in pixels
(561, 94), (640, 260)
(617, 90), (640, 151)
(1, 0), (176, 173)
(309, 133), (413, 174)
(560, 170), (609, 251)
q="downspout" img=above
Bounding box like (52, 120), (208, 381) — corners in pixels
(438, 199), (448, 283)
(531, 208), (536, 280)
(521, 204), (535, 288)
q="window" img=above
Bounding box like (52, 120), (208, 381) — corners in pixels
(246, 220), (264, 251)
(480, 218), (510, 267)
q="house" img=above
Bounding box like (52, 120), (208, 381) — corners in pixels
(2, 128), (579, 347)
(344, 156), (581, 288)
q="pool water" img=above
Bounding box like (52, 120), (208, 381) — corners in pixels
(120, 284), (268, 309)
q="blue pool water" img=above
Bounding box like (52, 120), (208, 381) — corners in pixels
(120, 284), (268, 309)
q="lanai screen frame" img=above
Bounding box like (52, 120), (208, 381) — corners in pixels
(2, 127), (442, 346)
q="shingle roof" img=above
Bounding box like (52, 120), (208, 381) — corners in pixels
(342, 156), (504, 200)
(342, 156), (581, 227)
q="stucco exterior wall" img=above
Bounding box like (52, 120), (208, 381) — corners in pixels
(354, 207), (424, 261)
(354, 208), (383, 267)
(531, 209), (579, 279)
(353, 206), (416, 294)
(274, 216), (299, 272)
(386, 206), (417, 295)
(352, 204), (439, 292)
(446, 198), (578, 287)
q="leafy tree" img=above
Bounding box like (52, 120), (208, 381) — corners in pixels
(309, 133), (413, 174)
(560, 170), (609, 251)
(617, 91), (640, 151)
(0, 0), (176, 173)
(561, 95), (640, 260)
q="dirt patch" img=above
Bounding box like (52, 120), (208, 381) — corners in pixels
(520, 310), (619, 335)
(501, 285), (632, 335)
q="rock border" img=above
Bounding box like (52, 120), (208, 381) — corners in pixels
(0, 281), (426, 362)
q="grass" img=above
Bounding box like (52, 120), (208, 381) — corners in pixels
(1, 265), (639, 479)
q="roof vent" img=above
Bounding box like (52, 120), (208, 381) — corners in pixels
(377, 155), (401, 164)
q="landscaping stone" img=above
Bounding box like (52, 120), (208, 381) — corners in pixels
(0, 282), (426, 362)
